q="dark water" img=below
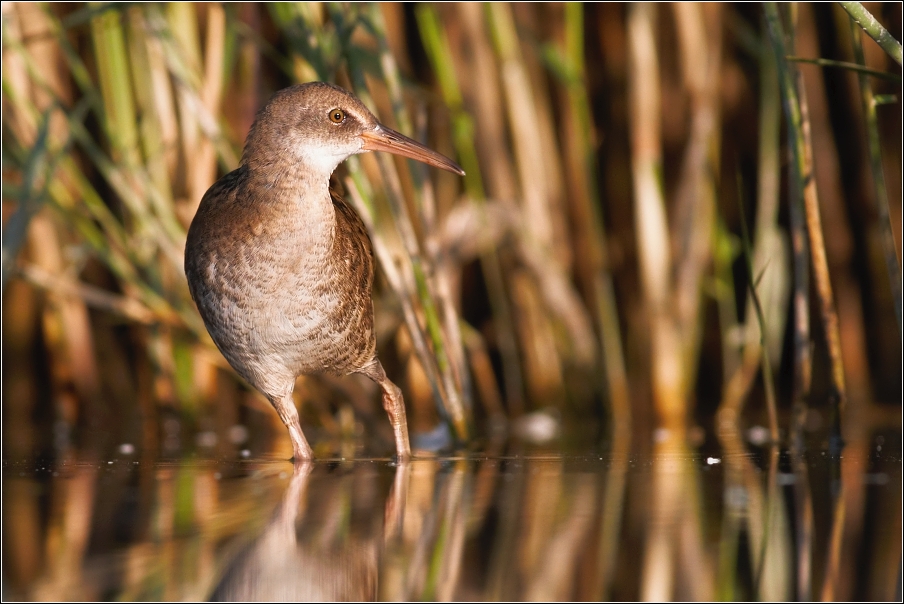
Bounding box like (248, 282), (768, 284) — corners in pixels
(2, 431), (901, 601)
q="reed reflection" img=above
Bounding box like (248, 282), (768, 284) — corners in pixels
(208, 455), (623, 602)
(2, 440), (900, 602)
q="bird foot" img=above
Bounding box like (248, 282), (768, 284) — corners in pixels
(392, 450), (412, 464)
(358, 360), (412, 461)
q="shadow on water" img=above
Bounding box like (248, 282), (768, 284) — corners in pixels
(3, 427), (901, 602)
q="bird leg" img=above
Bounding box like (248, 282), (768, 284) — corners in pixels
(270, 393), (313, 462)
(359, 360), (411, 460)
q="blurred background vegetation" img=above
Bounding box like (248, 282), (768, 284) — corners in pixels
(3, 3), (902, 602)
(2, 2), (901, 460)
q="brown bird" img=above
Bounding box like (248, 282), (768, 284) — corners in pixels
(185, 82), (464, 461)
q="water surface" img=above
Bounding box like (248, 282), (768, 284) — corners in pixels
(2, 434), (901, 601)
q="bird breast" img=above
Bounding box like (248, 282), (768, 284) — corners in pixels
(186, 182), (377, 383)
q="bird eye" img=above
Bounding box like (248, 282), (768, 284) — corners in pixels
(328, 108), (346, 124)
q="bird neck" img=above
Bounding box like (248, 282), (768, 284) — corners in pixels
(245, 161), (338, 253)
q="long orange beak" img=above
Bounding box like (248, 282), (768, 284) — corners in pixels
(360, 125), (465, 176)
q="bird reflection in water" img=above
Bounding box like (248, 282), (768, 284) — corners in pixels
(211, 461), (411, 601)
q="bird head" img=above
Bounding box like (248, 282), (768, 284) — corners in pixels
(242, 82), (464, 179)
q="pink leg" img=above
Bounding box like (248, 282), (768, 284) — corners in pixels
(270, 393), (313, 461)
(359, 360), (411, 460)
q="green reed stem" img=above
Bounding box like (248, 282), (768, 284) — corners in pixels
(416, 3), (527, 416)
(416, 6), (485, 197)
(91, 7), (140, 164)
(765, 3), (847, 431)
(736, 179), (780, 443)
(839, 2), (903, 66)
(343, 52), (468, 441)
(1, 67), (187, 325)
(785, 55), (902, 82)
(1, 107), (56, 291)
(561, 2), (631, 427)
(848, 16), (903, 337)
(360, 4), (474, 432)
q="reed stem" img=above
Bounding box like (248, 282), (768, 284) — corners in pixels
(839, 2), (903, 66)
(764, 2), (847, 435)
(848, 15), (903, 337)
